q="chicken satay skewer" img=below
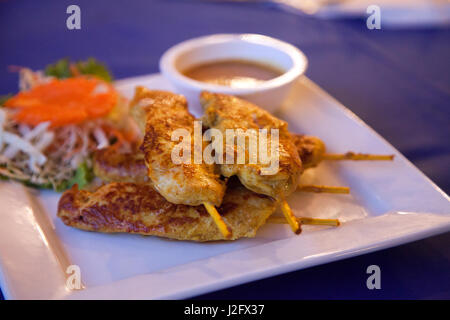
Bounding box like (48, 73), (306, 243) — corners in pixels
(267, 216), (340, 227)
(58, 182), (276, 242)
(293, 135), (394, 194)
(298, 185), (350, 194)
(93, 145), (232, 238)
(322, 153), (394, 161)
(280, 196), (302, 234)
(93, 147), (352, 196)
(201, 92), (304, 236)
(293, 134), (394, 169)
(203, 202), (232, 239)
(91, 148), (342, 235)
(131, 88), (232, 239)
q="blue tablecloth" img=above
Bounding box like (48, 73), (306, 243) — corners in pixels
(0, 0), (449, 299)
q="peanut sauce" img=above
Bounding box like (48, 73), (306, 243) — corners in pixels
(183, 60), (284, 88)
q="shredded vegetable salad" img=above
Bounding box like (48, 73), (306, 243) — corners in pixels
(0, 58), (137, 191)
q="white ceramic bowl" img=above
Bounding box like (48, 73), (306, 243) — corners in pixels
(159, 34), (308, 116)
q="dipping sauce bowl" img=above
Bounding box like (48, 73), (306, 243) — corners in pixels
(160, 34), (308, 115)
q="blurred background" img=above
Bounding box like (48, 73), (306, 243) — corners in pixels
(0, 0), (449, 299)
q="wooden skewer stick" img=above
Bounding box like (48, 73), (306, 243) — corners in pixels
(268, 216), (340, 227)
(323, 152), (394, 161)
(279, 197), (302, 234)
(203, 202), (232, 239)
(298, 184), (350, 194)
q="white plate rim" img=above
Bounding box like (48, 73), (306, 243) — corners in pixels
(0, 73), (449, 300)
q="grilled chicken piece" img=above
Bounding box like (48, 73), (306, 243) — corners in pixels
(292, 134), (326, 169)
(130, 87), (225, 206)
(200, 91), (302, 199)
(93, 145), (149, 183)
(57, 180), (276, 241)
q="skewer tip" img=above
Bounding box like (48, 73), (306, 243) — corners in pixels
(323, 152), (395, 161)
(280, 199), (302, 235)
(298, 184), (350, 194)
(203, 202), (232, 239)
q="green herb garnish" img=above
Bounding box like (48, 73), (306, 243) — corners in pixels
(45, 57), (113, 82)
(65, 161), (94, 191)
(44, 58), (72, 79)
(75, 58), (112, 82)
(0, 93), (13, 106)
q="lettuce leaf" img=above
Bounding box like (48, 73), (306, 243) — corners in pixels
(75, 58), (112, 82)
(45, 58), (113, 82)
(44, 58), (72, 79)
(0, 93), (13, 106)
(62, 161), (94, 191)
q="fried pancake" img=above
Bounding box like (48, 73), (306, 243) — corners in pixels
(200, 91), (303, 199)
(57, 180), (276, 241)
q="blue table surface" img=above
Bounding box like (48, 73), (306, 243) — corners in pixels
(0, 0), (449, 299)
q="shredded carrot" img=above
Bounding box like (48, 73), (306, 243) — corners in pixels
(5, 77), (118, 127)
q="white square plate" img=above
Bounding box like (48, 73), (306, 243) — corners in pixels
(0, 74), (449, 299)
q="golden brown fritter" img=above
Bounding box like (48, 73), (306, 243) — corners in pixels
(57, 180), (276, 241)
(130, 87), (225, 206)
(200, 91), (303, 199)
(291, 134), (326, 169)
